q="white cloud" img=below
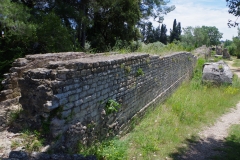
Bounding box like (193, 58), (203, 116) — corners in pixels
(152, 0), (238, 40)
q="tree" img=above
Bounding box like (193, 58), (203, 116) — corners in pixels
(139, 0), (175, 23)
(226, 0), (240, 27)
(181, 26), (223, 48)
(87, 0), (141, 51)
(0, 0), (36, 80)
(170, 19), (181, 43)
(141, 22), (156, 43)
(202, 26), (223, 46)
(36, 12), (73, 53)
(181, 26), (194, 46)
(138, 0), (175, 43)
(233, 36), (240, 58)
(160, 24), (168, 44)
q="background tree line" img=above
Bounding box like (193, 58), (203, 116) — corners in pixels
(0, 0), (175, 83)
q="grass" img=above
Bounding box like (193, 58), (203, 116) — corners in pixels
(78, 58), (240, 159)
(11, 130), (45, 152)
(127, 78), (240, 159)
(109, 41), (194, 56)
(78, 138), (129, 160)
(232, 57), (240, 67)
(212, 124), (240, 160)
(137, 42), (193, 56)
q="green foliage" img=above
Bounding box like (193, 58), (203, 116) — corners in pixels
(0, 0), (36, 82)
(160, 24), (168, 44)
(224, 39), (233, 48)
(126, 59), (240, 159)
(139, 0), (175, 24)
(124, 66), (131, 75)
(233, 37), (240, 58)
(136, 68), (144, 76)
(88, 0), (141, 52)
(81, 58), (240, 159)
(232, 57), (240, 67)
(11, 129), (45, 152)
(136, 41), (194, 56)
(170, 19), (181, 43)
(105, 99), (121, 115)
(228, 45), (236, 56)
(213, 124), (240, 159)
(35, 12), (74, 53)
(227, 0), (240, 27)
(8, 108), (23, 124)
(78, 138), (128, 160)
(202, 26), (223, 46)
(181, 26), (222, 48)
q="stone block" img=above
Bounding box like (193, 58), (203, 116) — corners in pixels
(64, 103), (74, 110)
(59, 98), (68, 106)
(43, 101), (59, 112)
(69, 94), (79, 102)
(75, 99), (83, 106)
(61, 109), (72, 119)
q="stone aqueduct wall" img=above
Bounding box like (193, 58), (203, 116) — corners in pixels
(0, 52), (196, 149)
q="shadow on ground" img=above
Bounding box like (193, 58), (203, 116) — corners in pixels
(170, 135), (240, 160)
(230, 68), (240, 73)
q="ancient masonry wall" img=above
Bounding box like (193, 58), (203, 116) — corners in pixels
(0, 52), (196, 148)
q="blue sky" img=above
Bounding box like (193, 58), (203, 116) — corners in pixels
(152, 0), (238, 40)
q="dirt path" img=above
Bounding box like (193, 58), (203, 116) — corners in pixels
(177, 60), (240, 160)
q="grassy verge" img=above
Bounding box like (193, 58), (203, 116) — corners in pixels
(78, 58), (240, 159)
(232, 57), (240, 67)
(11, 130), (45, 153)
(213, 124), (240, 160)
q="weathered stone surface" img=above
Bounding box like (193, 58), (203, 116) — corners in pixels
(216, 46), (222, 55)
(202, 61), (233, 84)
(223, 48), (231, 59)
(4, 151), (97, 160)
(0, 52), (196, 152)
(8, 151), (28, 160)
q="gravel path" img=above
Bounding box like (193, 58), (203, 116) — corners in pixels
(177, 60), (240, 160)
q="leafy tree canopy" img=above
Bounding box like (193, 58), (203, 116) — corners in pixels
(181, 26), (223, 47)
(226, 0), (240, 27)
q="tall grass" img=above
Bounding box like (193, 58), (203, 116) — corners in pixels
(108, 41), (194, 55)
(137, 41), (194, 56)
(79, 58), (240, 159)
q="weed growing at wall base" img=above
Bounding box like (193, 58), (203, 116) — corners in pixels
(11, 130), (45, 152)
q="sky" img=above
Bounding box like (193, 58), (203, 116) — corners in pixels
(152, 0), (239, 40)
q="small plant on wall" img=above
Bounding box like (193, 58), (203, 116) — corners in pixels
(136, 68), (144, 76)
(124, 66), (131, 74)
(105, 99), (121, 115)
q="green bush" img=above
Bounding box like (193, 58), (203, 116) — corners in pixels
(227, 45), (236, 56)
